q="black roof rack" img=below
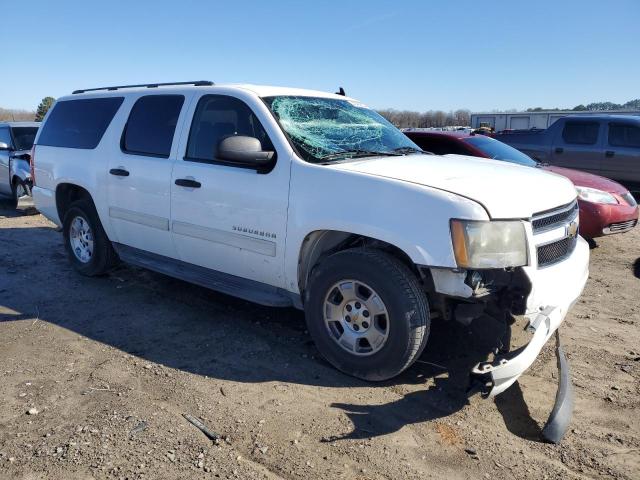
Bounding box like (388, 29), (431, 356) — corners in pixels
(72, 80), (214, 95)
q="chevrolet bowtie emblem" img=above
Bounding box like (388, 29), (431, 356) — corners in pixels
(566, 220), (579, 238)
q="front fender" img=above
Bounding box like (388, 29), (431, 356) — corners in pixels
(284, 161), (489, 294)
(10, 158), (31, 184)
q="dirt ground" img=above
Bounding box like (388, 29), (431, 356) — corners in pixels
(1, 202), (639, 480)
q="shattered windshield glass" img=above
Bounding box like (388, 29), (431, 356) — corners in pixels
(263, 96), (421, 163)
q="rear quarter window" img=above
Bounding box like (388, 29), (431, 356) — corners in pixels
(38, 97), (124, 149)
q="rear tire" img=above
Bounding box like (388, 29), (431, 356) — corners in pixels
(304, 248), (430, 381)
(63, 199), (118, 276)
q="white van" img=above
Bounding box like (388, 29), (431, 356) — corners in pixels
(32, 81), (588, 442)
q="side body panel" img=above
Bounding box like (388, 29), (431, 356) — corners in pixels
(600, 120), (640, 185)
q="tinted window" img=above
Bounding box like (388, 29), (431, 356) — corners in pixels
(38, 97), (124, 149)
(0, 127), (11, 147)
(122, 95), (184, 157)
(608, 123), (640, 148)
(465, 136), (537, 166)
(186, 95), (273, 162)
(11, 127), (38, 151)
(408, 134), (470, 155)
(561, 122), (599, 145)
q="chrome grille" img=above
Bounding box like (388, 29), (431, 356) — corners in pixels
(621, 192), (638, 208)
(532, 201), (579, 233)
(603, 219), (637, 234)
(537, 235), (578, 268)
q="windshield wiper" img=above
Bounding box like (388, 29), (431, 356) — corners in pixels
(392, 146), (429, 155)
(318, 149), (401, 162)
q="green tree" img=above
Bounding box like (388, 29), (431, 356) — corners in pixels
(572, 104), (587, 111)
(623, 99), (640, 110)
(35, 96), (55, 121)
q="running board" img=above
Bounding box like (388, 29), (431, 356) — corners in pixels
(113, 243), (300, 308)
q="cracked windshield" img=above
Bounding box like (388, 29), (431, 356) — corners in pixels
(263, 96), (422, 163)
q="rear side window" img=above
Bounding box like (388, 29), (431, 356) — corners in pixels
(122, 95), (185, 158)
(185, 95), (273, 163)
(608, 123), (640, 148)
(561, 122), (599, 145)
(38, 97), (124, 149)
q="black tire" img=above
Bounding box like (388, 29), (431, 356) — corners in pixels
(10, 177), (31, 208)
(304, 248), (430, 381)
(62, 199), (118, 276)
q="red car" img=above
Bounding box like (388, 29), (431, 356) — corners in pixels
(404, 130), (639, 240)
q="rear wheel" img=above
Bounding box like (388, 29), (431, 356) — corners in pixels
(63, 199), (118, 276)
(304, 248), (430, 381)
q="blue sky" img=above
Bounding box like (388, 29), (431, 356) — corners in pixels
(2, 0), (638, 112)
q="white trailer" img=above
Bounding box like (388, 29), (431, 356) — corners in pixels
(471, 110), (640, 132)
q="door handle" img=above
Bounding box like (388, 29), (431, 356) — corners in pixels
(175, 178), (201, 188)
(555, 147), (564, 154)
(605, 150), (615, 158)
(109, 168), (130, 177)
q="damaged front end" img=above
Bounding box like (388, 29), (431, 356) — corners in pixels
(468, 307), (574, 444)
(421, 232), (589, 443)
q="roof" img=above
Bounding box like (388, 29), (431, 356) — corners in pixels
(0, 121), (40, 128)
(560, 114), (640, 122)
(64, 83), (356, 103)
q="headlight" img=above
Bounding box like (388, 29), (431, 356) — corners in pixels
(576, 186), (618, 205)
(450, 220), (528, 269)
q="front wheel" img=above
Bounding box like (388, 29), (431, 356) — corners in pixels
(304, 248), (430, 381)
(10, 178), (31, 208)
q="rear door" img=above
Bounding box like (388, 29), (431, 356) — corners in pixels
(170, 92), (290, 287)
(549, 120), (603, 173)
(106, 94), (190, 258)
(602, 122), (640, 186)
(0, 127), (12, 195)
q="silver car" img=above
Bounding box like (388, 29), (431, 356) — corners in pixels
(0, 121), (39, 206)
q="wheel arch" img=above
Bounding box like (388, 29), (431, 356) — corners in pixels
(297, 230), (419, 296)
(55, 183), (95, 223)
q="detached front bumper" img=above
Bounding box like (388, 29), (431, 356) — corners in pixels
(468, 236), (589, 442)
(470, 306), (564, 397)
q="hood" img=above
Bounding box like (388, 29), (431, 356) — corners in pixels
(542, 165), (629, 194)
(330, 154), (577, 219)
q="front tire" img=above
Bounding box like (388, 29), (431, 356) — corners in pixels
(304, 248), (430, 381)
(10, 178), (31, 208)
(63, 199), (118, 276)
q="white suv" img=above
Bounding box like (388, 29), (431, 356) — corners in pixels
(32, 81), (588, 441)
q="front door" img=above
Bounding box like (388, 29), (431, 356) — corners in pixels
(106, 94), (189, 258)
(550, 120), (604, 174)
(170, 93), (290, 288)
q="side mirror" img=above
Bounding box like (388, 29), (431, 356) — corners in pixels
(0, 142), (11, 151)
(217, 136), (274, 171)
